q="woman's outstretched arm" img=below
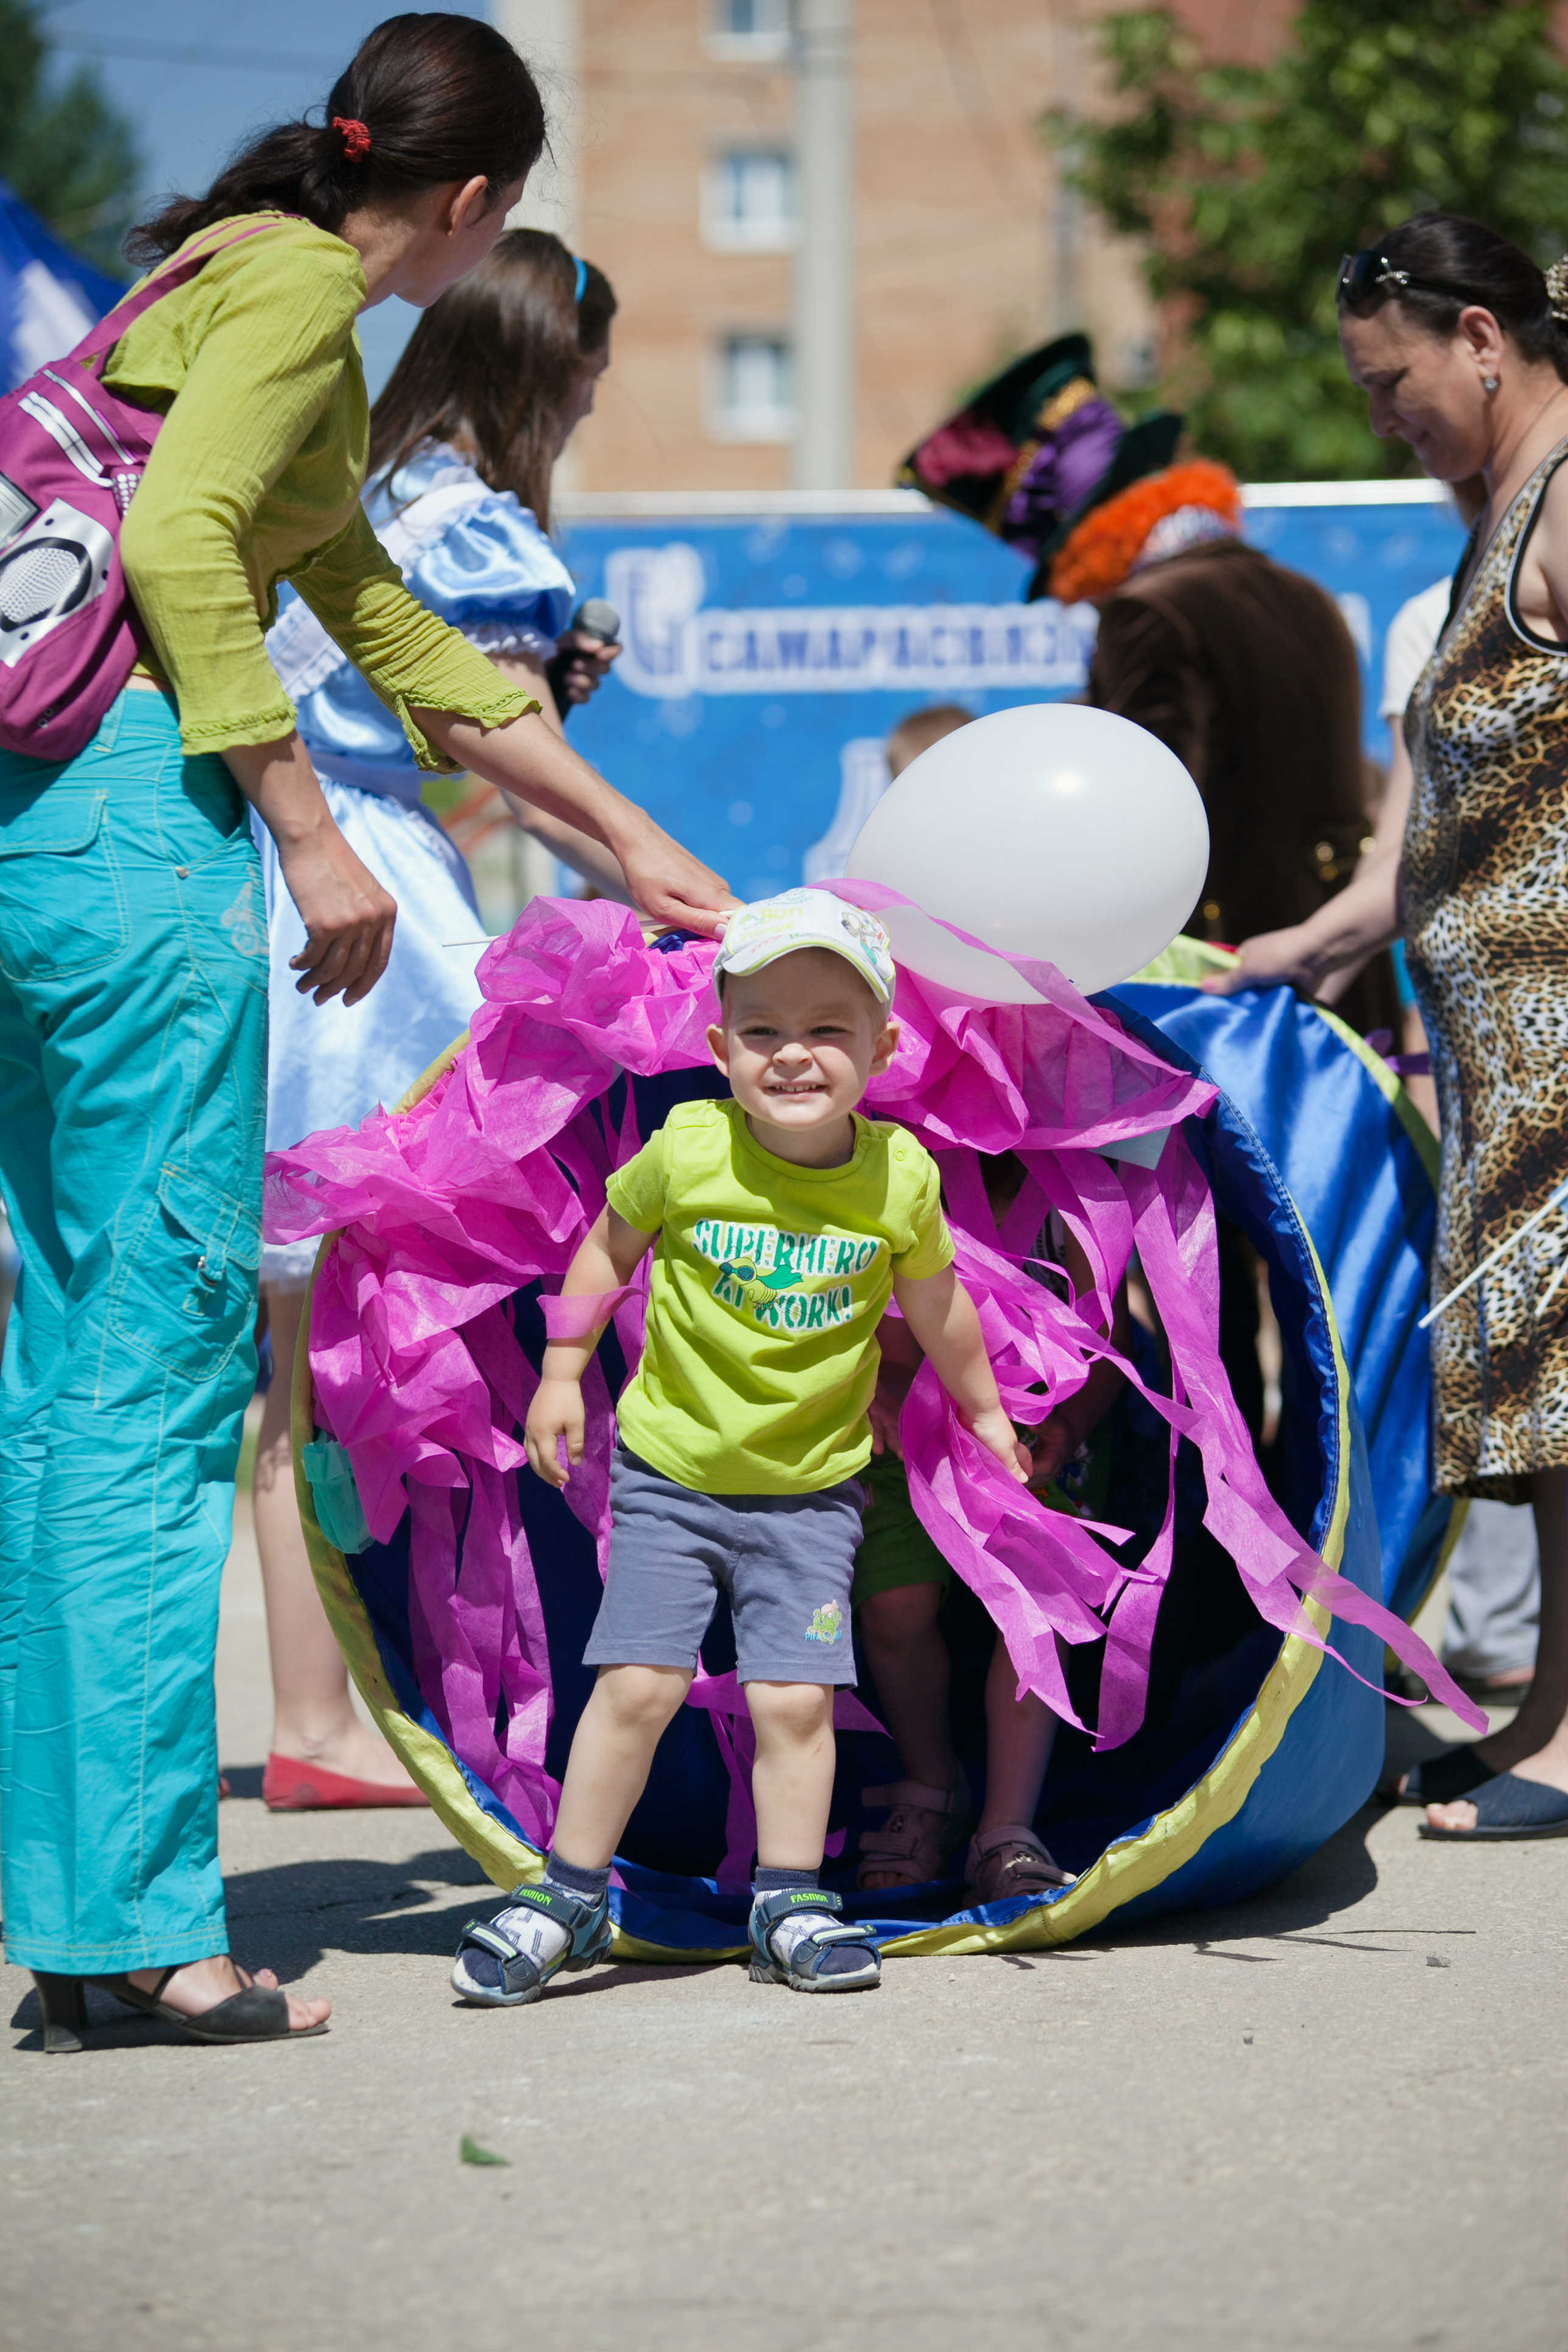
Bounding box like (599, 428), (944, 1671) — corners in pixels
(416, 703), (735, 935)
(484, 651), (633, 902)
(1202, 738), (1408, 1003)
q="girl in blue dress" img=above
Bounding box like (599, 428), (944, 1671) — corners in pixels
(252, 232), (626, 1806)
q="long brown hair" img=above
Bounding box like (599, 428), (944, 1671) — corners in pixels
(367, 229), (616, 528)
(128, 14), (545, 265)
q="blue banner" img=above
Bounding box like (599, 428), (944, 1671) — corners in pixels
(559, 492), (1466, 903)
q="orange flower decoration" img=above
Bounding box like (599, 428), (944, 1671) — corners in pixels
(1048, 459), (1243, 605)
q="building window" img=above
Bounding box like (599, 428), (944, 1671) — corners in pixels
(713, 333), (794, 441)
(705, 149), (797, 251)
(705, 0), (791, 62)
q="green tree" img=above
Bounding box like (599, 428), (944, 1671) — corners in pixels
(1051, 1), (1568, 480)
(0, 1), (141, 277)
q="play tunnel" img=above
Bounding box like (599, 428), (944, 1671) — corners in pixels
(270, 902), (1461, 1960)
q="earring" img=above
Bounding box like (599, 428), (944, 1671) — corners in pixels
(1483, 373), (1500, 394)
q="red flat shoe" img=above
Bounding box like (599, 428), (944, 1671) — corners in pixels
(262, 1751), (430, 1811)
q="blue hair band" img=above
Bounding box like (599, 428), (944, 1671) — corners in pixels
(573, 254), (587, 305)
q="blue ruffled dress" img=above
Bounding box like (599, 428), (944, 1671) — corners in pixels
(258, 442), (574, 1285)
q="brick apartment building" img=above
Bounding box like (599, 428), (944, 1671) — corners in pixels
(496, 0), (1295, 495)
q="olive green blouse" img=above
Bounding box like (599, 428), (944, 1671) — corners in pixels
(107, 213), (533, 768)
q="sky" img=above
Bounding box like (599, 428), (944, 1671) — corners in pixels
(39, 0), (496, 392)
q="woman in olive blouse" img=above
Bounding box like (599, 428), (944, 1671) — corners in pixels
(0, 15), (731, 2052)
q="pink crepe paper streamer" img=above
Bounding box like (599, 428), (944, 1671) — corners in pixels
(542, 1286), (638, 1342)
(685, 1671), (883, 1885)
(268, 893), (1480, 1858)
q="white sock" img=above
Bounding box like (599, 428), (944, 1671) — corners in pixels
(765, 1909), (822, 1965)
(492, 1898), (570, 1971)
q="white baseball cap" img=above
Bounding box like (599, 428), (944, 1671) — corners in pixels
(713, 888), (896, 1006)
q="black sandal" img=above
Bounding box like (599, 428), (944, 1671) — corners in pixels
(31, 1964), (327, 2052)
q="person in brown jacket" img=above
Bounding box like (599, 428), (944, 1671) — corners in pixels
(900, 334), (1398, 1036)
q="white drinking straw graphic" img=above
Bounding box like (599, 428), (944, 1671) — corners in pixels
(1536, 1251), (1568, 1323)
(1418, 1174), (1568, 1330)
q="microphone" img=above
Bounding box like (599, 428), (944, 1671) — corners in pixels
(548, 599), (621, 720)
(570, 596), (621, 645)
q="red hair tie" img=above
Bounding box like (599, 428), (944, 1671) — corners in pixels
(332, 117), (371, 162)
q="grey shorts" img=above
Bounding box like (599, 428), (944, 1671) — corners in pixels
(583, 1447), (865, 1687)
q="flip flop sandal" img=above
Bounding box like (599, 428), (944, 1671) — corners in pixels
(262, 1751), (430, 1810)
(1396, 1747), (1495, 1807)
(450, 1882), (612, 2007)
(964, 1823), (1076, 1907)
(1418, 1771), (1568, 1842)
(32, 1963), (327, 2050)
(747, 1888), (881, 1993)
(857, 1775), (974, 1892)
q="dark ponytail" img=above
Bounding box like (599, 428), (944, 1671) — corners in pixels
(1339, 211), (1568, 386)
(367, 229), (618, 529)
(127, 13), (546, 266)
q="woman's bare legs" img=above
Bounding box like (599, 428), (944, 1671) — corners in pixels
(252, 1284), (417, 1788)
(1427, 1465), (1568, 1829)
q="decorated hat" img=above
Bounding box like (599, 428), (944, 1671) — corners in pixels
(897, 332), (1185, 602)
(714, 888), (895, 1006)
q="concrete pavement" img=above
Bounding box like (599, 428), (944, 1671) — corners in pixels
(3, 1501), (1563, 2352)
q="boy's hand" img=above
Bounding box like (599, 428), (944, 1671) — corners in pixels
(1025, 1409), (1081, 1491)
(524, 1377), (586, 1488)
(869, 1361), (914, 1460)
(962, 1402), (1031, 1484)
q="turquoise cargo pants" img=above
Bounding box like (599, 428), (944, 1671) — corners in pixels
(0, 690), (267, 1973)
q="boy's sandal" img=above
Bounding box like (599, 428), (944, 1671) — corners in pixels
(747, 1888), (881, 1993)
(965, 1823), (1076, 1907)
(856, 1775), (974, 1891)
(1417, 1771), (1568, 1842)
(450, 1882), (612, 2008)
(34, 1963), (328, 2047)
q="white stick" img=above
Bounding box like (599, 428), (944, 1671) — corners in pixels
(441, 937), (495, 947)
(1419, 1175), (1568, 1330)
(1536, 1252), (1568, 1322)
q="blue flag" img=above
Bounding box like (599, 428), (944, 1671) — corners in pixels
(0, 179), (122, 391)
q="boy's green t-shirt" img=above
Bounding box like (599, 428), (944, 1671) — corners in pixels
(606, 1098), (953, 1494)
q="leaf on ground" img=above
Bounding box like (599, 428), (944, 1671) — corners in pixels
(460, 2135), (510, 2167)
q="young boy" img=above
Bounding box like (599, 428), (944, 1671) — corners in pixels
(451, 888), (1029, 2005)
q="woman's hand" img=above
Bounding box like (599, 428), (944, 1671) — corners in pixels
(608, 817), (736, 938)
(223, 733), (397, 1005)
(1200, 925), (1327, 1000)
(277, 824), (398, 1005)
(551, 628), (620, 707)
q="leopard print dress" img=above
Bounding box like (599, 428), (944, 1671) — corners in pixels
(1404, 438), (1568, 1502)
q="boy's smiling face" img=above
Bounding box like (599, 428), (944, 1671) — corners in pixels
(708, 947), (899, 1167)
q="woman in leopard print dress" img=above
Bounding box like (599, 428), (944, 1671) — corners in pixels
(1210, 213), (1568, 1840)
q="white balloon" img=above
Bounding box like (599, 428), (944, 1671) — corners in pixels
(847, 702), (1210, 998)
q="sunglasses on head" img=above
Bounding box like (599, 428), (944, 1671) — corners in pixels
(1337, 248), (1473, 307)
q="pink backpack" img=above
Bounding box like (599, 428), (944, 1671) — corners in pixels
(0, 217), (287, 763)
